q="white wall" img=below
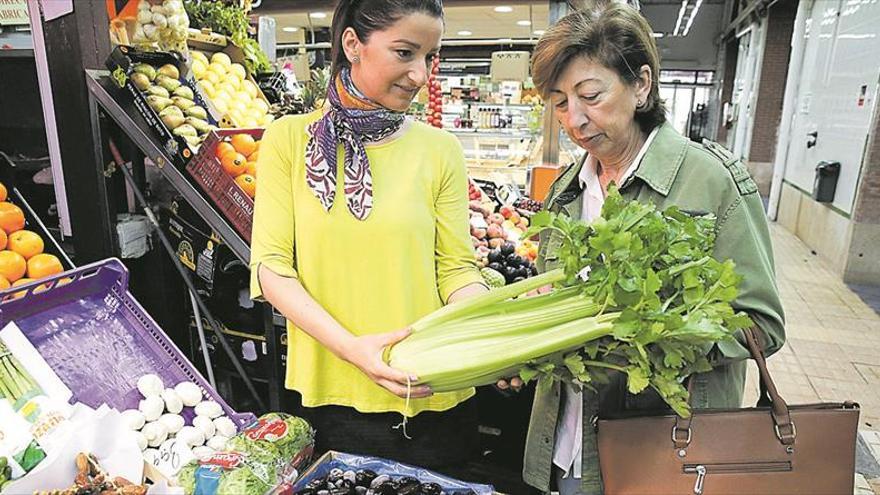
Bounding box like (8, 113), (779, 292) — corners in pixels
(783, 0), (880, 214)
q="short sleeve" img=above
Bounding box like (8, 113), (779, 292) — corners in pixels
(249, 119), (298, 301)
(434, 136), (485, 302)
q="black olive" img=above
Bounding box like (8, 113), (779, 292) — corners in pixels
(355, 488), (367, 495)
(317, 491), (330, 495)
(419, 483), (442, 495)
(487, 249), (503, 263)
(515, 266), (529, 279)
(328, 468), (344, 483)
(356, 470), (377, 487)
(500, 242), (515, 255)
(295, 490), (316, 495)
(530, 264), (539, 276)
(487, 262), (503, 273)
(503, 265), (518, 282)
(505, 253), (520, 265)
(370, 475), (391, 489)
(372, 483), (396, 495)
(329, 489), (350, 495)
(396, 477), (420, 495)
(512, 276), (525, 283)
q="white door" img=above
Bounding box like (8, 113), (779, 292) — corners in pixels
(782, 0), (880, 213)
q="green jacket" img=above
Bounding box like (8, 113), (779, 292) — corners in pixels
(522, 122), (786, 494)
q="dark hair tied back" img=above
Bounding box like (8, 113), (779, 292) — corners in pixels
(331, 0), (444, 77)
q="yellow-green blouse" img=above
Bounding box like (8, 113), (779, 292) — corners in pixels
(249, 111), (482, 416)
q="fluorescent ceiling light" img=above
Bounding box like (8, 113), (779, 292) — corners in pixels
(457, 30), (472, 36)
(282, 27), (299, 32)
(309, 12), (327, 19)
(673, 0), (687, 36)
(652, 32), (664, 37)
(682, 0), (703, 36)
(517, 20), (532, 26)
(533, 29), (546, 35)
(494, 6), (513, 13)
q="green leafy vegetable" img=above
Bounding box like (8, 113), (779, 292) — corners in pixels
(388, 187), (751, 417)
(183, 0), (271, 74)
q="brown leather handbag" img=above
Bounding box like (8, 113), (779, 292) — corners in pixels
(597, 328), (860, 494)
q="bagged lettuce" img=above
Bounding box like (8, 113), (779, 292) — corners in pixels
(175, 413), (314, 495)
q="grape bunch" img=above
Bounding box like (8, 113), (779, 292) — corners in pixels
(515, 198), (543, 212)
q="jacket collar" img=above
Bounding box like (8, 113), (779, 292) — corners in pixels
(547, 122), (687, 209)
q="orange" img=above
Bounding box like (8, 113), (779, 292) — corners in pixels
(0, 250), (26, 282)
(221, 152), (248, 177)
(234, 174), (256, 198)
(0, 182), (7, 202)
(235, 174), (256, 198)
(27, 253), (63, 280)
(0, 202), (25, 234)
(0, 275), (9, 290)
(215, 141), (235, 160)
(246, 150), (259, 162)
(0, 229), (6, 251)
(245, 161), (257, 178)
(8, 230), (44, 259)
(230, 134), (257, 157)
(12, 277), (32, 287)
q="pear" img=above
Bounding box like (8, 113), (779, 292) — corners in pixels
(172, 96), (195, 110)
(146, 86), (170, 99)
(130, 72), (151, 91)
(156, 75), (181, 92)
(146, 95), (173, 112)
(184, 116), (210, 134)
(184, 135), (204, 147)
(172, 86), (194, 100)
(159, 105), (184, 118)
(161, 114), (186, 130)
(157, 63), (180, 80)
(185, 105), (208, 120)
(133, 63), (157, 81)
(172, 124), (198, 138)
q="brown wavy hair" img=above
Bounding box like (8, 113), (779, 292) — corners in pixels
(531, 3), (666, 132)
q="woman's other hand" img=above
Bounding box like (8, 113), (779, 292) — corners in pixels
(496, 376), (524, 392)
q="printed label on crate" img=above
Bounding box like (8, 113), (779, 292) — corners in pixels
(244, 418), (288, 442)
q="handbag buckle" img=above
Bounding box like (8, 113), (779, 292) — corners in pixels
(672, 425), (692, 446)
(774, 421), (797, 444)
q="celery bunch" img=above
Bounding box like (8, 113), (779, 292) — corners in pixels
(388, 187), (752, 417)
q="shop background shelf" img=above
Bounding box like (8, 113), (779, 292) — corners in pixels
(84, 69), (250, 264)
(0, 258), (256, 429)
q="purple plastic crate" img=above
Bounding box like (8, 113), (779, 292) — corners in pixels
(0, 258), (256, 430)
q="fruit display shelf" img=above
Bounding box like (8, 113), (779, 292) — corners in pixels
(85, 69), (249, 264)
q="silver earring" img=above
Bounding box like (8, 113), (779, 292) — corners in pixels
(352, 55), (360, 64)
(637, 100), (645, 108)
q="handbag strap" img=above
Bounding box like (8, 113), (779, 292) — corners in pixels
(673, 327), (796, 448)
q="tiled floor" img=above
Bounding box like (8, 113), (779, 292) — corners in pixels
(741, 223), (880, 493)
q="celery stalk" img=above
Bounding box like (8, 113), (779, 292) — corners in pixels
(411, 268), (565, 333)
(393, 313), (619, 392)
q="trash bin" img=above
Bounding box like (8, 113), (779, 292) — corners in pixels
(812, 161), (840, 203)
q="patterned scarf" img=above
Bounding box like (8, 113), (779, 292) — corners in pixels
(305, 68), (405, 220)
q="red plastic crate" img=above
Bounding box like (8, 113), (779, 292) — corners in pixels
(186, 128), (263, 243)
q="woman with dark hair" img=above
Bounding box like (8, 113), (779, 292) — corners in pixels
(249, 0), (487, 468)
(518, 3), (786, 493)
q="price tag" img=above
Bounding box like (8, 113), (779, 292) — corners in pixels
(152, 438), (196, 478)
